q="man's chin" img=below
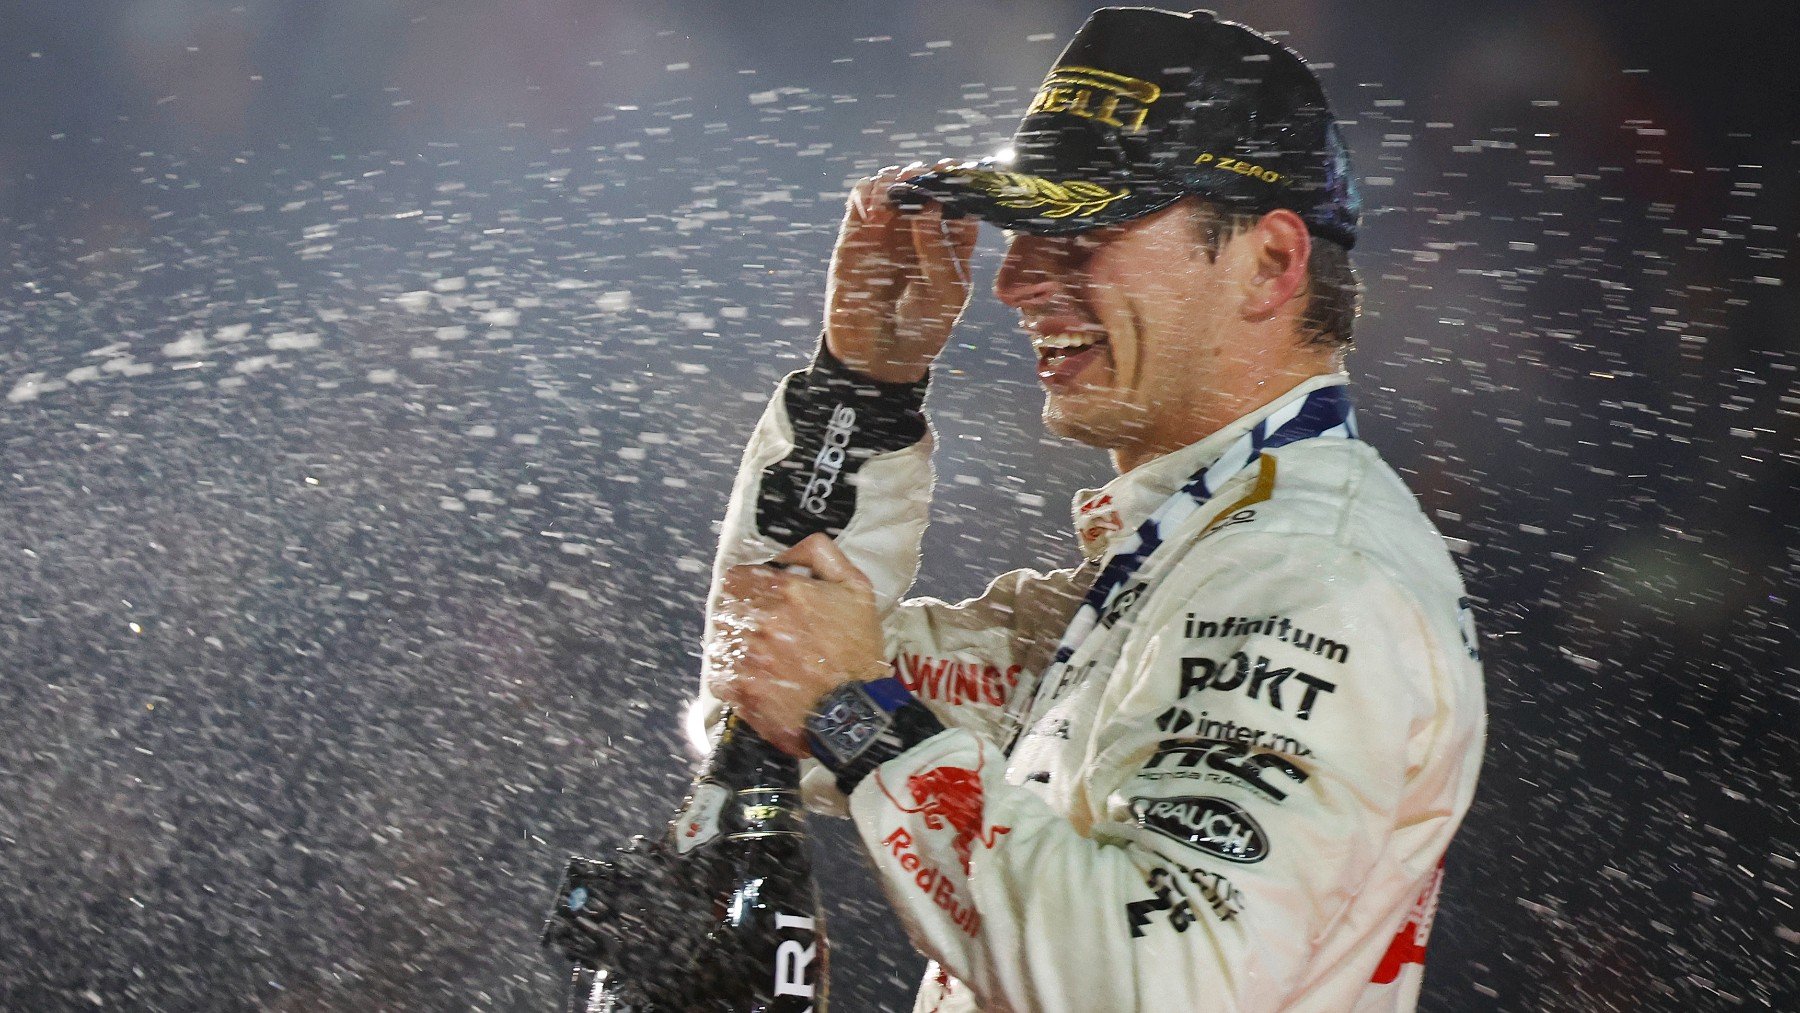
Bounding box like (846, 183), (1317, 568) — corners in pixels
(1041, 389), (1130, 450)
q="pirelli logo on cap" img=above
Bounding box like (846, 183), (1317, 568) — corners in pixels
(1027, 66), (1162, 133)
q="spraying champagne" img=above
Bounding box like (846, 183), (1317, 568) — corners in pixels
(542, 714), (827, 1011)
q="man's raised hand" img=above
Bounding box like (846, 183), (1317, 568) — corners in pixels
(825, 159), (980, 383)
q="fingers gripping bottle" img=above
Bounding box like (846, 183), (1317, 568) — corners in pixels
(543, 714), (828, 1011)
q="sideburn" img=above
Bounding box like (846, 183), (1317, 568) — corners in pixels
(1123, 297), (1149, 392)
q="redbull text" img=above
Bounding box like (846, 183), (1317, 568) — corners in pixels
(882, 829), (982, 936)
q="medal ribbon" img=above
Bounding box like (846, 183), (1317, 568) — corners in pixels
(1049, 383), (1359, 669)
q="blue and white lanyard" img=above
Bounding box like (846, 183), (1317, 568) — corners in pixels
(1049, 383), (1360, 669)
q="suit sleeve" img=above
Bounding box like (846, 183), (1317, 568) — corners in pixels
(879, 565), (1084, 751)
(695, 341), (934, 791)
(841, 533), (1456, 1012)
(704, 339), (934, 618)
(700, 342), (1056, 812)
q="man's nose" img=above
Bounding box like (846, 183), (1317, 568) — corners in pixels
(994, 235), (1062, 308)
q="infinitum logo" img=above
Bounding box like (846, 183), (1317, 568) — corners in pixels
(799, 405), (857, 515)
(1183, 613), (1353, 664)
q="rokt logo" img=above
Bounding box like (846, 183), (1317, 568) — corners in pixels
(1179, 652), (1336, 720)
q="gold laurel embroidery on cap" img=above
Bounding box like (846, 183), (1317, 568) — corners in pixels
(952, 170), (1131, 219)
(1027, 65), (1163, 133)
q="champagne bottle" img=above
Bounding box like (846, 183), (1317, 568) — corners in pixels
(544, 714), (829, 1011)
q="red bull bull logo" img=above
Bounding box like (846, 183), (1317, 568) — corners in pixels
(880, 750), (1012, 874)
(875, 749), (1012, 935)
(905, 765), (1007, 874)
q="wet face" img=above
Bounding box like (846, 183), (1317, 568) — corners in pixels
(994, 201), (1252, 461)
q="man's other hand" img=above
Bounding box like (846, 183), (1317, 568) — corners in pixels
(706, 534), (889, 757)
(825, 159), (980, 383)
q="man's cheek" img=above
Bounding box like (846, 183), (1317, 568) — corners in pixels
(1107, 295), (1148, 394)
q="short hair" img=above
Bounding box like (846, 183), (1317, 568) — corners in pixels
(1190, 202), (1360, 349)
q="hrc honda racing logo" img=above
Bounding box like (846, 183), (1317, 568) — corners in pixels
(799, 405), (857, 516)
(1138, 737), (1310, 803)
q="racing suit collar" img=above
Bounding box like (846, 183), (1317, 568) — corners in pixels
(1069, 372), (1352, 559)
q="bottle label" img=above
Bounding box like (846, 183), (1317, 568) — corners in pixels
(773, 912), (820, 1001)
(730, 787), (805, 840)
(671, 781), (731, 854)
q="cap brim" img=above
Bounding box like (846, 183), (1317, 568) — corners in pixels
(889, 160), (1184, 236)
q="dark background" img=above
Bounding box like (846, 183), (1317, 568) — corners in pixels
(1, 1), (1794, 1009)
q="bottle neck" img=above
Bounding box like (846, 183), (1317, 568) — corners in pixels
(697, 712), (806, 843)
(700, 711), (800, 794)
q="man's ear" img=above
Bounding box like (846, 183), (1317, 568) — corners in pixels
(1240, 209), (1311, 322)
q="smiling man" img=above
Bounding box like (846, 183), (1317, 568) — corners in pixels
(703, 8), (1485, 1011)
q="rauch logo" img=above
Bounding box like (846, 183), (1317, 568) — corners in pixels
(1130, 795), (1269, 864)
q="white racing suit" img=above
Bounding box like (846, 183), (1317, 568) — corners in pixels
(702, 346), (1486, 1012)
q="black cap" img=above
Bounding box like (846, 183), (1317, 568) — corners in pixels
(894, 8), (1361, 248)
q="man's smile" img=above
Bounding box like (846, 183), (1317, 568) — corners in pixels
(1025, 316), (1110, 388)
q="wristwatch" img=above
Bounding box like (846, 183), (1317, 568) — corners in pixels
(804, 677), (944, 794)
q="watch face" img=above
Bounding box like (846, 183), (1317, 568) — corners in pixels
(821, 698), (876, 747)
(810, 685), (889, 766)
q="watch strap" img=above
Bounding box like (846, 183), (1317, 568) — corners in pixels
(805, 677), (944, 795)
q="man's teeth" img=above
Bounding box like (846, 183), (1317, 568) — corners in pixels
(1033, 332), (1099, 352)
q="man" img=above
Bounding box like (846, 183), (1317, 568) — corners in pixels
(704, 8), (1485, 1011)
